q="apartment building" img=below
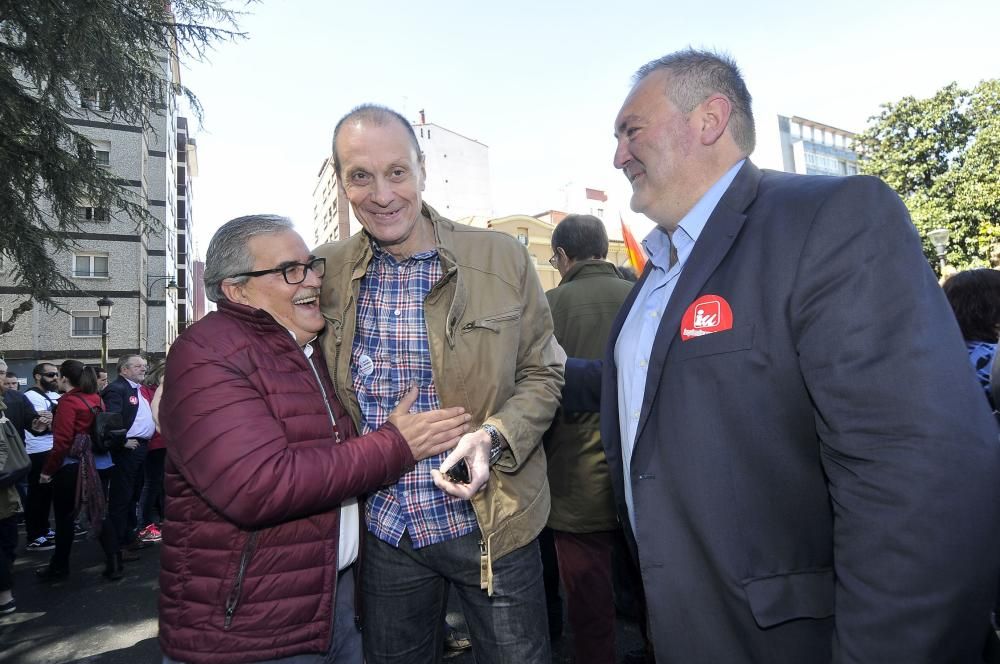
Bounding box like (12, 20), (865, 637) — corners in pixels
(0, 51), (198, 378)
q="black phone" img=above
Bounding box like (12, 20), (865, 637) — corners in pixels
(445, 459), (470, 484)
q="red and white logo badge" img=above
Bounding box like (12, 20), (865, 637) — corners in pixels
(681, 295), (733, 340)
(129, 395), (139, 406)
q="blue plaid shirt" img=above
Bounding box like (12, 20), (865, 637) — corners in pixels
(353, 242), (478, 549)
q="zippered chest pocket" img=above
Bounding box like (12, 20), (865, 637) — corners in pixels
(461, 307), (522, 334)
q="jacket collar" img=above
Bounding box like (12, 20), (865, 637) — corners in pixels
(559, 259), (624, 285)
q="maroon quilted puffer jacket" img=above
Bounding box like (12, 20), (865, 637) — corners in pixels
(159, 300), (415, 664)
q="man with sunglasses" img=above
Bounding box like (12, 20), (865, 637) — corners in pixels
(23, 363), (60, 552)
(158, 214), (472, 664)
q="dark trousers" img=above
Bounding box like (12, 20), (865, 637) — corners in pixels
(552, 530), (616, 664)
(109, 442), (148, 547)
(362, 529), (550, 664)
(141, 447), (166, 526)
(49, 464), (116, 572)
(25, 451), (52, 541)
(0, 514), (17, 592)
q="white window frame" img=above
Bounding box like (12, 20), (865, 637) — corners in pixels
(70, 311), (105, 338)
(73, 253), (110, 279)
(76, 205), (109, 222)
(91, 139), (111, 167)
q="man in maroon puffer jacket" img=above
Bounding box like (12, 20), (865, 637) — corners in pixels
(159, 214), (471, 664)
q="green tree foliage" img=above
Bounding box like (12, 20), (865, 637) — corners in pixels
(0, 0), (247, 332)
(854, 80), (1000, 269)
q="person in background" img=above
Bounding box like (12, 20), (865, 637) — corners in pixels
(102, 354), (151, 559)
(23, 363), (59, 552)
(543, 214), (634, 664)
(36, 360), (118, 581)
(3, 371), (20, 393)
(0, 397), (24, 614)
(942, 268), (1000, 413)
(90, 366), (109, 393)
(138, 362), (166, 543)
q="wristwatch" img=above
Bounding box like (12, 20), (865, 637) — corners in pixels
(481, 424), (505, 465)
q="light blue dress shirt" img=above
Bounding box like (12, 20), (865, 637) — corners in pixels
(614, 160), (744, 528)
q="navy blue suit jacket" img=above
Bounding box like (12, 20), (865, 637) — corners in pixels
(102, 376), (139, 433)
(566, 161), (1000, 663)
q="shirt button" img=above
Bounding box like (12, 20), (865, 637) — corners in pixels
(639, 359), (647, 368)
(649, 311), (657, 318)
(632, 410), (640, 420)
(394, 309), (401, 316)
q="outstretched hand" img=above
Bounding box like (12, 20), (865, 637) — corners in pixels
(388, 385), (472, 461)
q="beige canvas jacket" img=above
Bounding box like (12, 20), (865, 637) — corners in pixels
(315, 204), (564, 593)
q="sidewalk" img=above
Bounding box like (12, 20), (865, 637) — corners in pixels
(0, 529), (646, 663)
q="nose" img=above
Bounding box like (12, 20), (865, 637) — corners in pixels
(371, 175), (393, 206)
(613, 137), (631, 170)
(302, 264), (323, 288)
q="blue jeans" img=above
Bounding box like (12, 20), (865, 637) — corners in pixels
(361, 529), (550, 664)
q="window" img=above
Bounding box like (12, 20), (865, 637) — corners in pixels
(71, 312), (103, 337)
(80, 88), (111, 111)
(74, 253), (109, 278)
(91, 140), (111, 166)
(516, 228), (529, 246)
(76, 206), (109, 222)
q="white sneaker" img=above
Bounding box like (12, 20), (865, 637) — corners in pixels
(26, 536), (54, 552)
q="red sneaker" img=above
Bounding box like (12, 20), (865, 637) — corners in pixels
(139, 524), (162, 542)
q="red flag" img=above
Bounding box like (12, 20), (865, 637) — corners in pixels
(621, 216), (647, 273)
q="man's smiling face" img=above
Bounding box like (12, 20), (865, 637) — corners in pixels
(336, 118), (428, 257)
(613, 69), (699, 228)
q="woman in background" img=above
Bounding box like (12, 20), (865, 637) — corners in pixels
(36, 360), (120, 581)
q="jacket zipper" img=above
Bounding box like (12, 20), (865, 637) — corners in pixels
(307, 353), (341, 443)
(224, 531), (259, 629)
(461, 309), (521, 334)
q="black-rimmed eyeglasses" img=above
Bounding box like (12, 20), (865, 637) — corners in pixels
(231, 257), (326, 285)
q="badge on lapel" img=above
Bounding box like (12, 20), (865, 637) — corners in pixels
(129, 395), (139, 406)
(681, 295), (733, 340)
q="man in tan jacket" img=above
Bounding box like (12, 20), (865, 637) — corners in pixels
(316, 103), (564, 664)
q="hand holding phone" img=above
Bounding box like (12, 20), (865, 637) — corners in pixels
(445, 459), (471, 484)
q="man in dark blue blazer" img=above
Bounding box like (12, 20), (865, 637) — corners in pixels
(102, 354), (154, 553)
(566, 49), (1000, 662)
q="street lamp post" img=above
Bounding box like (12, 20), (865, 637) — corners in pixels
(927, 227), (950, 276)
(97, 297), (114, 373)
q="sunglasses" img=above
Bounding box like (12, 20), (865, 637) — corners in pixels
(41, 372), (59, 378)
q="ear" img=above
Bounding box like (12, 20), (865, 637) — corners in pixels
(699, 95), (732, 146)
(221, 279), (251, 305)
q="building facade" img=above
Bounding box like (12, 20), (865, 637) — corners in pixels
(0, 50), (198, 379)
(778, 115), (858, 176)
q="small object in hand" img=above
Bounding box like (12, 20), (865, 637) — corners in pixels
(445, 459), (471, 484)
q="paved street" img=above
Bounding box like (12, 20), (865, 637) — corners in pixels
(0, 529), (646, 663)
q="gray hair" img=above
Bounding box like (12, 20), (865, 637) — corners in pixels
(331, 104), (421, 178)
(204, 214), (295, 303)
(116, 354), (144, 376)
(634, 48), (756, 155)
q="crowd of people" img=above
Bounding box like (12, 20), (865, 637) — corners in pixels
(1, 47), (999, 664)
(0, 353), (167, 611)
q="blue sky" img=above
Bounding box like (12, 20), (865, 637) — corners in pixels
(182, 0), (1000, 253)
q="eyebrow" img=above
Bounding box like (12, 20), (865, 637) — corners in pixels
(615, 114), (641, 137)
